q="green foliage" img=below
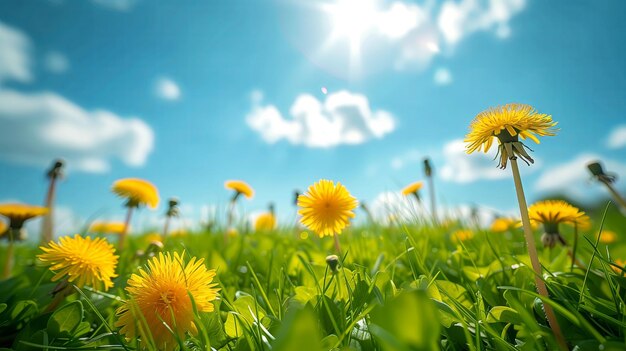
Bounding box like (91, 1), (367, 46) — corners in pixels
(370, 290), (441, 351)
(0, 203), (625, 350)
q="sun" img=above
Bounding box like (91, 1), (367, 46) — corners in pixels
(321, 0), (380, 71)
(325, 0), (378, 42)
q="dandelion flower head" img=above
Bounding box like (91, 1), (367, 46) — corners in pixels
(115, 252), (219, 351)
(401, 181), (424, 196)
(38, 234), (118, 291)
(224, 180), (254, 199)
(0, 203), (48, 228)
(89, 221), (127, 235)
(254, 212), (277, 232)
(298, 179), (358, 238)
(465, 103), (558, 168)
(112, 178), (160, 209)
(528, 200), (590, 230)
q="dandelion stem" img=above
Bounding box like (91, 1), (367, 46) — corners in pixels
(333, 233), (341, 255)
(427, 176), (438, 224)
(44, 282), (73, 313)
(226, 192), (240, 243)
(602, 181), (626, 215)
(119, 206), (134, 251)
(41, 177), (57, 244)
(510, 157), (568, 350)
(2, 230), (16, 279)
(163, 215), (171, 238)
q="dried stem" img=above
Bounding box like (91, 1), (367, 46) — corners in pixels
(163, 215), (171, 238)
(225, 193), (240, 243)
(603, 181), (626, 214)
(41, 177), (57, 244)
(118, 206), (134, 251)
(510, 157), (568, 350)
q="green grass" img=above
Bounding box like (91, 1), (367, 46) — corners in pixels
(0, 202), (626, 350)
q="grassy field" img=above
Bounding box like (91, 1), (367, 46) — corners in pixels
(0, 198), (625, 351)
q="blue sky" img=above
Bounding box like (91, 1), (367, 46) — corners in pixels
(1, 0), (625, 233)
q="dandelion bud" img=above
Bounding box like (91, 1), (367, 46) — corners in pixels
(540, 222), (566, 248)
(166, 197), (180, 217)
(423, 158), (433, 177)
(293, 190), (301, 206)
(47, 159), (65, 179)
(168, 197), (179, 207)
(326, 254), (340, 272)
(541, 232), (562, 248)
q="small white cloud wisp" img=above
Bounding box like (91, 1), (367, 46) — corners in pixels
(155, 77), (182, 101)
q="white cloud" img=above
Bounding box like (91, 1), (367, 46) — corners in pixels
(294, 0), (525, 76)
(377, 2), (427, 39)
(434, 67), (453, 85)
(0, 21), (154, 173)
(154, 77), (181, 101)
(0, 88), (154, 173)
(535, 153), (626, 201)
(440, 139), (538, 183)
(91, 0), (138, 11)
(0, 21), (32, 84)
(437, 0), (525, 45)
(246, 90), (395, 148)
(44, 51), (69, 74)
(607, 125), (626, 149)
(388, 0), (525, 71)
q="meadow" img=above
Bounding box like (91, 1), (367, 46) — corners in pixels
(1, 104), (626, 351)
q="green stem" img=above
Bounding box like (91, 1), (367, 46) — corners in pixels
(2, 231), (15, 279)
(333, 233), (341, 255)
(510, 157), (568, 351)
(163, 215), (171, 238)
(427, 175), (438, 224)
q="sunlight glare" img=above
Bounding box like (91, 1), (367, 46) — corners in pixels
(328, 0), (378, 42)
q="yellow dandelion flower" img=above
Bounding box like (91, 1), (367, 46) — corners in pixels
(598, 230), (617, 244)
(528, 200), (591, 248)
(465, 103), (558, 168)
(112, 178), (160, 209)
(490, 217), (516, 233)
(297, 179), (358, 238)
(528, 200), (590, 229)
(226, 227), (239, 238)
(89, 221), (127, 235)
(0, 221), (7, 237)
(0, 203), (48, 229)
(143, 232), (163, 244)
(38, 235), (119, 291)
(115, 252), (219, 351)
(254, 212), (277, 232)
(401, 181), (423, 197)
(452, 229), (474, 243)
(169, 228), (188, 237)
(224, 180), (254, 199)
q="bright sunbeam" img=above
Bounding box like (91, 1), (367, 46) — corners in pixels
(326, 0), (378, 42)
(321, 0), (380, 77)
